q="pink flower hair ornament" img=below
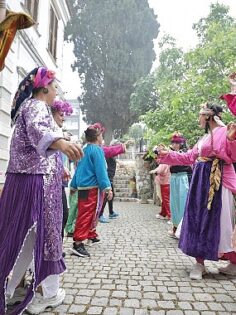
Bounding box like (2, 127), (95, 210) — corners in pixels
(88, 122), (105, 133)
(52, 100), (73, 116)
(33, 67), (57, 89)
(171, 131), (186, 144)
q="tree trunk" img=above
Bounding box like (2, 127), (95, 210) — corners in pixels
(104, 128), (113, 144)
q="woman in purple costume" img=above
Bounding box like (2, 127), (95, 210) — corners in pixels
(158, 103), (236, 280)
(0, 67), (83, 314)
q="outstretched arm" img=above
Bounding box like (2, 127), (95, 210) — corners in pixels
(102, 144), (125, 158)
(158, 146), (198, 166)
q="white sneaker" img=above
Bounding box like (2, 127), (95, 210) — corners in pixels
(190, 263), (207, 280)
(167, 220), (173, 225)
(26, 288), (65, 314)
(167, 230), (178, 239)
(7, 287), (26, 306)
(219, 263), (236, 275)
(155, 214), (166, 220)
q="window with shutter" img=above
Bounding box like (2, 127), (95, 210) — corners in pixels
(25, 0), (39, 22)
(48, 5), (58, 60)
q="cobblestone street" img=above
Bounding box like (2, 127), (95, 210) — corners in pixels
(43, 202), (236, 315)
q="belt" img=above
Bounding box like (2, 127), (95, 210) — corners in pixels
(197, 157), (221, 210)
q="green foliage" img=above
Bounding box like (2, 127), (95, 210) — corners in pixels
(139, 3), (236, 148)
(65, 0), (159, 141)
(129, 73), (159, 116)
(128, 123), (145, 141)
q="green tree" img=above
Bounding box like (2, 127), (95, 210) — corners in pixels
(128, 123), (145, 142)
(129, 73), (159, 117)
(141, 3), (236, 147)
(65, 0), (159, 141)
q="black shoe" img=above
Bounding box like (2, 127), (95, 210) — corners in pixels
(90, 238), (100, 244)
(67, 232), (74, 237)
(70, 242), (90, 257)
(87, 238), (100, 247)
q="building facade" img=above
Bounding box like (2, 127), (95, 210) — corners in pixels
(63, 98), (81, 140)
(0, 0), (73, 187)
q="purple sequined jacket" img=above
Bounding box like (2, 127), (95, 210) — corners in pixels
(7, 98), (62, 174)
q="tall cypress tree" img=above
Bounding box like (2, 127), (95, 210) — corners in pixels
(65, 0), (159, 140)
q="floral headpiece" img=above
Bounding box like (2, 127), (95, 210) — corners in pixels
(11, 67), (57, 124)
(171, 131), (186, 144)
(33, 67), (56, 88)
(199, 103), (214, 116)
(88, 122), (105, 133)
(51, 100), (73, 116)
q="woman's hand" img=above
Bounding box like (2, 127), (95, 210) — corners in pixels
(63, 167), (71, 182)
(149, 170), (156, 174)
(106, 189), (113, 201)
(158, 150), (169, 157)
(227, 122), (236, 141)
(70, 189), (77, 195)
(51, 139), (84, 161)
(228, 73), (236, 93)
(61, 141), (83, 161)
(228, 72), (236, 81)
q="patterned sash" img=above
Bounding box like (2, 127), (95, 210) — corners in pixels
(197, 157), (222, 210)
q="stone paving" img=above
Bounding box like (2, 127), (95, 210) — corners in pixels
(42, 202), (236, 315)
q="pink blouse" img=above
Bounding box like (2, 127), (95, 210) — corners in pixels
(159, 127), (236, 194)
(154, 164), (170, 185)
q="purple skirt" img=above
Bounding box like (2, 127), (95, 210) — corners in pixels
(0, 173), (65, 315)
(179, 160), (222, 261)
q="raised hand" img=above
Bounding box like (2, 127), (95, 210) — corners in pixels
(227, 122), (236, 141)
(228, 73), (236, 94)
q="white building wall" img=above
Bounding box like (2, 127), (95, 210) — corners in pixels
(0, 0), (72, 186)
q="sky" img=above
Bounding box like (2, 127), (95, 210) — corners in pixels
(62, 0), (236, 97)
(148, 0), (236, 68)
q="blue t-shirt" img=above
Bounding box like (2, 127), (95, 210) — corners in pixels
(70, 143), (111, 191)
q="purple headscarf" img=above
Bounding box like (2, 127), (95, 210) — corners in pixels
(51, 100), (73, 116)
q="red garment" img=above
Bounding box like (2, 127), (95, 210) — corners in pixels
(159, 184), (171, 219)
(221, 252), (236, 264)
(197, 252), (236, 265)
(221, 94), (236, 117)
(74, 188), (101, 241)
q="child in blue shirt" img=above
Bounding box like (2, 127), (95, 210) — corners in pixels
(70, 123), (112, 257)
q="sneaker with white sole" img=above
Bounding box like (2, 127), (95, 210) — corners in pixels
(26, 288), (65, 314)
(167, 230), (178, 239)
(87, 238), (100, 247)
(219, 263), (236, 275)
(190, 263), (207, 280)
(99, 215), (110, 223)
(155, 214), (166, 220)
(70, 242), (90, 257)
(7, 287), (26, 306)
(109, 212), (119, 219)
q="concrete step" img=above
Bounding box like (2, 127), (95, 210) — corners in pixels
(114, 187), (130, 192)
(114, 179), (130, 183)
(113, 183), (128, 188)
(114, 174), (131, 179)
(114, 192), (131, 198)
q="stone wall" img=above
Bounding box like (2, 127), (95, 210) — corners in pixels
(135, 154), (152, 201)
